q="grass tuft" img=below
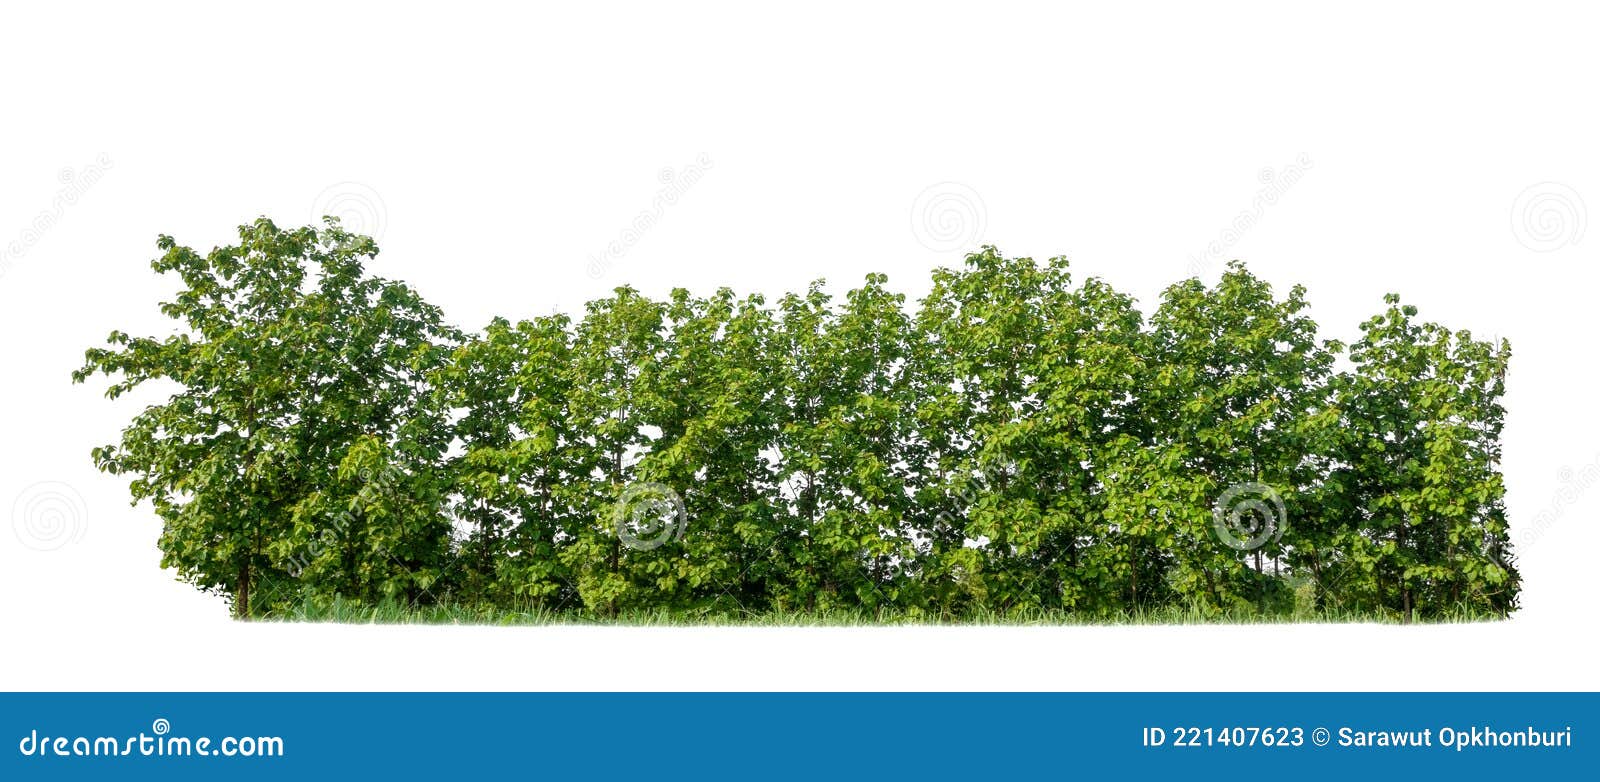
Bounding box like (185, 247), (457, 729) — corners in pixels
(263, 595), (1506, 627)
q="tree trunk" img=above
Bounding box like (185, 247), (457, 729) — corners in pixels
(239, 396), (258, 621)
(236, 559), (251, 619)
(1129, 549), (1139, 608)
(609, 439), (623, 617)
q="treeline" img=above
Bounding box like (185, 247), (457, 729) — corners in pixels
(75, 218), (1519, 622)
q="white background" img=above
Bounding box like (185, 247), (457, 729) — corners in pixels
(2, 2), (1596, 691)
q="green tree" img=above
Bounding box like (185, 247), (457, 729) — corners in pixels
(561, 287), (669, 614)
(1142, 262), (1337, 610)
(436, 314), (586, 608)
(770, 275), (918, 613)
(910, 249), (1148, 614)
(640, 288), (783, 613)
(74, 218), (459, 617)
(1325, 295), (1518, 620)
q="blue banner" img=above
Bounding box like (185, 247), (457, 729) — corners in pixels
(3, 692), (1591, 780)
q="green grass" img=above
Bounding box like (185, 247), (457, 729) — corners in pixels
(265, 596), (1505, 626)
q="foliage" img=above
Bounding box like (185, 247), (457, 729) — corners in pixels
(76, 220), (1520, 622)
(74, 219), (460, 617)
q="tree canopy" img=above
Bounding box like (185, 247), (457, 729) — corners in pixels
(75, 219), (1520, 621)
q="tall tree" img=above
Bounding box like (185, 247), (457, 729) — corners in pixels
(1142, 262), (1336, 609)
(641, 288), (783, 613)
(74, 218), (458, 617)
(562, 287), (668, 614)
(1326, 295), (1518, 620)
(771, 275), (918, 613)
(912, 249), (1136, 613)
(436, 314), (586, 608)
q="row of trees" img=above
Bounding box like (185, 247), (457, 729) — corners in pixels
(75, 218), (1520, 621)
